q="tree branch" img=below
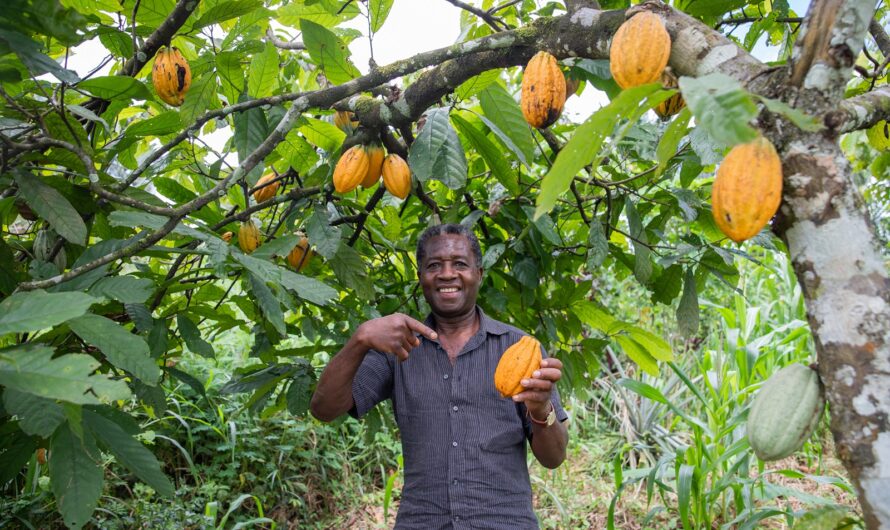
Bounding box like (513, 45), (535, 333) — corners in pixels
(265, 27), (305, 50)
(829, 85), (890, 133)
(869, 17), (890, 58)
(444, 0), (507, 31)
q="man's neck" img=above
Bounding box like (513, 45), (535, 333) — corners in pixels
(433, 307), (479, 338)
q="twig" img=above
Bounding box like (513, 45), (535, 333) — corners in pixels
(444, 0), (507, 31)
(265, 27), (305, 50)
(347, 186), (386, 246)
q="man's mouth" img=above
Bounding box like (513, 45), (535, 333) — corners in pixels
(438, 287), (460, 293)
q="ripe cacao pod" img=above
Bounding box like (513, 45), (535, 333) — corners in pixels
(222, 231), (233, 243)
(238, 220), (261, 254)
(362, 144), (385, 188)
(253, 173), (281, 203)
(866, 120), (890, 151)
(494, 335), (542, 398)
(655, 70), (685, 119)
(747, 364), (825, 461)
(334, 110), (359, 134)
(152, 46), (192, 106)
(609, 11), (671, 90)
(333, 145), (370, 193)
(382, 153), (412, 199)
(711, 137), (783, 243)
(521, 51), (566, 129)
(286, 234), (312, 271)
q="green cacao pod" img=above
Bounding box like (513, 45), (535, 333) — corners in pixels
(747, 364), (825, 461)
(33, 229), (52, 262)
(494, 335), (542, 398)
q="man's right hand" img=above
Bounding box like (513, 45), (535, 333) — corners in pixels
(356, 313), (438, 361)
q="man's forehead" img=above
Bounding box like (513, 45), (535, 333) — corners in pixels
(422, 234), (473, 256)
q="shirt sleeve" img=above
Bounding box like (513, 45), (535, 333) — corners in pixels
(348, 349), (394, 419)
(520, 345), (570, 440)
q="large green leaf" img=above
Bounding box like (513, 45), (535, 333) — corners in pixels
(125, 111), (183, 138)
(180, 72), (218, 125)
(248, 41), (280, 98)
(625, 200), (652, 285)
(276, 130), (320, 175)
(615, 335), (659, 376)
(408, 107), (467, 190)
(452, 113), (519, 195)
(88, 275), (155, 304)
(0, 28), (79, 83)
(234, 253), (337, 306)
(586, 219), (609, 269)
(478, 84), (535, 163)
(68, 314), (160, 385)
(535, 83), (662, 219)
(176, 314), (215, 358)
(300, 19), (360, 85)
(77, 76), (152, 100)
(83, 410), (174, 497)
(0, 290), (95, 335)
(679, 73), (758, 147)
(677, 268), (700, 337)
(2, 388), (64, 438)
(330, 242), (374, 300)
(248, 273), (286, 337)
(192, 0), (263, 29)
(369, 0), (393, 32)
(50, 423), (103, 530)
(299, 117), (345, 153)
(13, 169), (88, 245)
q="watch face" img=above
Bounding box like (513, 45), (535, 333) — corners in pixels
(546, 409), (556, 426)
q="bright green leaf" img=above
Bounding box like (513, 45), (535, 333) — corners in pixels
(13, 169), (88, 245)
(409, 107), (467, 189)
(0, 290), (95, 335)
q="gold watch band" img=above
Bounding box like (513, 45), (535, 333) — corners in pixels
(528, 403), (555, 426)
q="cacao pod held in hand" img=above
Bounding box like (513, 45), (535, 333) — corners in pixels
(494, 335), (542, 398)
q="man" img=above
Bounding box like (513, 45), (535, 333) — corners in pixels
(309, 224), (569, 529)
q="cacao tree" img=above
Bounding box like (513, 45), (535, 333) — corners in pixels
(0, 0), (888, 527)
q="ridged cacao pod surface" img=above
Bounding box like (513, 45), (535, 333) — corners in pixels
(252, 173), (280, 203)
(286, 234), (312, 271)
(494, 335), (542, 398)
(381, 154), (412, 199)
(152, 46), (192, 106)
(655, 71), (685, 119)
(866, 120), (890, 151)
(521, 51), (566, 129)
(711, 137), (783, 243)
(362, 144), (385, 188)
(747, 364), (825, 461)
(609, 11), (671, 90)
(334, 110), (359, 133)
(333, 145), (370, 193)
(238, 220), (261, 254)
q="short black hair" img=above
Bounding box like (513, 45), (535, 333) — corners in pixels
(415, 224), (483, 269)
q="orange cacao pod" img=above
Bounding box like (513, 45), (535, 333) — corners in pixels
(362, 144), (385, 188)
(333, 145), (370, 193)
(494, 335), (542, 398)
(655, 70), (685, 119)
(152, 46), (192, 106)
(221, 231), (233, 243)
(238, 220), (262, 253)
(252, 173), (281, 203)
(382, 153), (412, 199)
(609, 11), (671, 90)
(521, 51), (566, 129)
(711, 137), (783, 243)
(334, 110), (359, 133)
(286, 234), (312, 271)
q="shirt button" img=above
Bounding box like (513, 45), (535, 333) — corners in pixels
(443, 374), (449, 380)
(452, 405), (458, 412)
(452, 479), (458, 486)
(452, 441), (458, 447)
(453, 515), (460, 522)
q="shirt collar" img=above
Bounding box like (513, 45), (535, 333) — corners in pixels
(423, 306), (509, 337)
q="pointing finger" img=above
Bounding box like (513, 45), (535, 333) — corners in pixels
(405, 316), (438, 340)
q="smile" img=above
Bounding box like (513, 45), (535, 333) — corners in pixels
(438, 287), (460, 293)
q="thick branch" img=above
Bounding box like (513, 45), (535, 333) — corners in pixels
(831, 85), (890, 133)
(869, 18), (890, 58)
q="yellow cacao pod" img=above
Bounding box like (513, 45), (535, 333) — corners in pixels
(221, 231), (233, 243)
(609, 11), (671, 90)
(238, 220), (261, 253)
(655, 70), (685, 119)
(521, 51), (566, 129)
(252, 173), (281, 203)
(866, 120), (890, 151)
(152, 46), (192, 106)
(286, 234), (313, 271)
(494, 335), (542, 398)
(333, 145), (370, 193)
(362, 144), (385, 188)
(712, 137), (783, 243)
(334, 110), (359, 133)
(382, 153), (412, 199)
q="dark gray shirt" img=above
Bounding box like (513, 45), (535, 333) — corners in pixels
(350, 307), (569, 530)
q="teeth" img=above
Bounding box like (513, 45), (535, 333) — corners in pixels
(439, 287), (459, 293)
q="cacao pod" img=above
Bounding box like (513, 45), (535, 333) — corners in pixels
(866, 120), (890, 151)
(238, 220), (261, 254)
(252, 172), (281, 203)
(222, 231), (233, 243)
(609, 11), (671, 90)
(53, 247), (67, 272)
(333, 145), (370, 193)
(494, 335), (542, 398)
(521, 51), (566, 129)
(564, 73), (581, 99)
(286, 234), (312, 271)
(33, 229), (52, 262)
(655, 70), (685, 119)
(36, 448), (47, 465)
(152, 46), (192, 106)
(711, 137), (783, 243)
(747, 364), (825, 461)
(334, 110), (359, 134)
(362, 144), (385, 188)
(381, 153), (412, 199)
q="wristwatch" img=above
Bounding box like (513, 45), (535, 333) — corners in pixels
(527, 403), (556, 427)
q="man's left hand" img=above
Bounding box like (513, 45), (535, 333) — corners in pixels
(512, 357), (563, 420)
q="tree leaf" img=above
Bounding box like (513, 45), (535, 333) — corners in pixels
(193, 0), (263, 29)
(409, 107), (467, 189)
(625, 200), (652, 285)
(626, 326), (673, 362)
(233, 253), (337, 306)
(452, 113), (519, 195)
(300, 19), (360, 85)
(679, 73), (758, 147)
(248, 41), (279, 98)
(83, 409), (174, 497)
(756, 95), (823, 132)
(677, 268), (700, 337)
(0, 290), (95, 335)
(656, 106), (691, 175)
(298, 117), (345, 153)
(248, 273), (286, 337)
(276, 130), (319, 175)
(234, 104), (269, 163)
(0, 28), (79, 83)
(615, 335), (659, 377)
(69, 314), (160, 385)
(50, 423), (103, 530)
(88, 275), (154, 304)
(479, 84), (535, 163)
(305, 207), (342, 259)
(176, 314), (214, 358)
(329, 242), (374, 300)
(125, 111), (183, 137)
(285, 362), (315, 416)
(369, 0), (393, 32)
(587, 218), (609, 269)
(180, 72), (218, 125)
(77, 75), (152, 100)
(2, 388), (65, 438)
(13, 169), (88, 245)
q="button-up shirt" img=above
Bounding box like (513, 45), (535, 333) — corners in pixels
(350, 307), (569, 529)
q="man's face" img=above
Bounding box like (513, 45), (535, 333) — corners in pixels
(418, 234), (483, 318)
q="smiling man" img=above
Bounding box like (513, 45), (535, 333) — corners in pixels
(309, 223), (569, 529)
